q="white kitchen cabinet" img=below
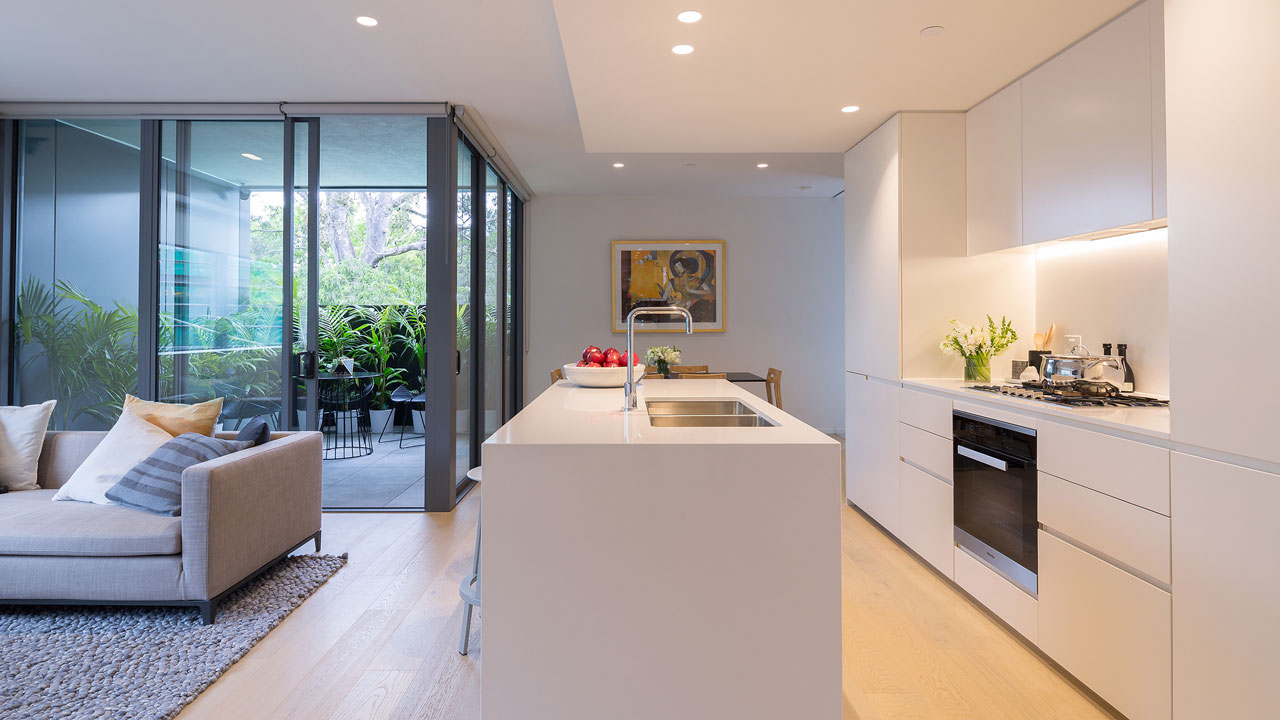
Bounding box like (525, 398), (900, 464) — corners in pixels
(1038, 421), (1169, 515)
(844, 116), (900, 379)
(1171, 453), (1280, 720)
(966, 80), (1022, 254)
(899, 387), (952, 438)
(845, 372), (900, 534)
(897, 461), (953, 579)
(1022, 1), (1154, 243)
(1166, 0), (1280, 465)
(953, 546), (1038, 644)
(1150, 0), (1166, 219)
(1038, 472), (1170, 585)
(899, 423), (951, 482)
(1038, 531), (1171, 720)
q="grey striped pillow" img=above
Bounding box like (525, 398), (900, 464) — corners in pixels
(105, 433), (252, 516)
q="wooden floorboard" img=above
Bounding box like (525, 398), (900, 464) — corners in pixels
(176, 480), (1119, 720)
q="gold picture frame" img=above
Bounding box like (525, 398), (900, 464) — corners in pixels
(611, 240), (725, 333)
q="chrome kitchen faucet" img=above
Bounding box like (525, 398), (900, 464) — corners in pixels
(624, 305), (694, 410)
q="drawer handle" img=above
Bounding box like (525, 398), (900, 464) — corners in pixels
(958, 445), (1008, 471)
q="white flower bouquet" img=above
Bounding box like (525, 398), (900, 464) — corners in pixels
(940, 315), (1017, 382)
(645, 346), (682, 377)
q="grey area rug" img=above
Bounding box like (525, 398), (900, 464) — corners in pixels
(0, 553), (347, 720)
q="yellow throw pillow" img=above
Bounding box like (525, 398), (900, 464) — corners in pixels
(123, 395), (224, 437)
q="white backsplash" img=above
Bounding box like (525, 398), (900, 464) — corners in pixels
(1034, 228), (1169, 395)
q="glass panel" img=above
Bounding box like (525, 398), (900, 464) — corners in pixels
(483, 166), (501, 437)
(315, 116), (428, 509)
(456, 141), (474, 485)
(15, 119), (141, 430)
(157, 120), (285, 437)
(290, 120), (310, 431)
(505, 188), (516, 418)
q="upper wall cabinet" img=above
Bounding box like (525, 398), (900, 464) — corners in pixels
(1021, 1), (1156, 244)
(844, 116), (901, 380)
(966, 81), (1023, 255)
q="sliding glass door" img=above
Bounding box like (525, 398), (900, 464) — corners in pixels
(156, 120), (287, 430)
(2, 110), (524, 511)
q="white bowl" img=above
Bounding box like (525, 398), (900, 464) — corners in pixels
(562, 363), (646, 388)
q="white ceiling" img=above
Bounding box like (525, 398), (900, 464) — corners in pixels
(0, 0), (1133, 197)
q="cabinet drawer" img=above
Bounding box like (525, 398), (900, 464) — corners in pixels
(1039, 472), (1170, 584)
(898, 462), (954, 579)
(1039, 531), (1171, 720)
(954, 546), (1038, 644)
(1039, 421), (1169, 515)
(899, 388), (952, 437)
(899, 422), (951, 481)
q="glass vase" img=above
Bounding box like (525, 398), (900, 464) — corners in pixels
(964, 356), (991, 384)
(656, 359), (671, 378)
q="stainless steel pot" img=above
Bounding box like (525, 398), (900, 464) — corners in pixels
(1040, 354), (1126, 395)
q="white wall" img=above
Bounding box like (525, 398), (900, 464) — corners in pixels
(1035, 228), (1169, 395)
(526, 195), (845, 432)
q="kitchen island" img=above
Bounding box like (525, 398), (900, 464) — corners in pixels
(481, 378), (842, 720)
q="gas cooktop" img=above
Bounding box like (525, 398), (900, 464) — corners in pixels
(968, 384), (1170, 408)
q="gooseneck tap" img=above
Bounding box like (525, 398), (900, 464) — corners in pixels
(624, 305), (694, 410)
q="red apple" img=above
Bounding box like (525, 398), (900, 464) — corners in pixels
(604, 347), (619, 356)
(619, 351), (643, 367)
(582, 345), (601, 362)
(604, 348), (622, 365)
(586, 361), (602, 368)
(587, 350), (606, 365)
(575, 360), (587, 367)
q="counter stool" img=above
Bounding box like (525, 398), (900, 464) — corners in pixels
(459, 466), (482, 655)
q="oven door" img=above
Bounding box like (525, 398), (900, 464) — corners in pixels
(953, 438), (1038, 595)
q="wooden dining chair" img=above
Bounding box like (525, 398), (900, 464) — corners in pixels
(641, 372), (664, 380)
(765, 368), (783, 409)
(669, 365), (708, 374)
(550, 368), (564, 383)
(679, 372), (727, 379)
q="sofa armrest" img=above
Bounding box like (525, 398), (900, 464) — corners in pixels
(179, 431), (323, 600)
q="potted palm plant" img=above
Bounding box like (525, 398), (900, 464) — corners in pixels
(395, 306), (429, 434)
(356, 306), (408, 435)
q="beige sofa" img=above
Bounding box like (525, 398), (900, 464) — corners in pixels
(0, 430), (322, 624)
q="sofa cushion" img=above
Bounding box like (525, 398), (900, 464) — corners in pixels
(52, 409), (173, 505)
(0, 489), (181, 556)
(0, 400), (56, 491)
(106, 433), (251, 516)
(124, 394), (222, 436)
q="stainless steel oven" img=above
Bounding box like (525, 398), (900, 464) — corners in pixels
(953, 410), (1038, 595)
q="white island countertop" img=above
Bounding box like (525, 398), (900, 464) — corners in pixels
(486, 377), (839, 446)
(481, 377), (841, 720)
(902, 377), (1171, 440)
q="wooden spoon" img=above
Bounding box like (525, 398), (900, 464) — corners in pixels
(1033, 333), (1046, 351)
(1044, 323), (1056, 351)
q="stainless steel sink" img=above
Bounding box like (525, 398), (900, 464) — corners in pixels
(644, 399), (756, 416)
(648, 414), (777, 428)
(644, 398), (777, 427)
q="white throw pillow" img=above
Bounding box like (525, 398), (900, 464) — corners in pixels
(52, 409), (174, 505)
(0, 400), (57, 491)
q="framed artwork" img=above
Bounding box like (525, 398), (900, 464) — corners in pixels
(611, 240), (725, 333)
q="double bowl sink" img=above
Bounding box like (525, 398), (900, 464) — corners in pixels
(644, 399), (778, 427)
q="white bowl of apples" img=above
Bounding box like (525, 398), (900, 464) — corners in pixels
(562, 345), (646, 388)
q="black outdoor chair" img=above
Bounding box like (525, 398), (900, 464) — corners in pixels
(319, 377), (375, 460)
(380, 385), (426, 449)
(212, 381), (283, 431)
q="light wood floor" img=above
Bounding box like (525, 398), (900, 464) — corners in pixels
(177, 491), (1117, 720)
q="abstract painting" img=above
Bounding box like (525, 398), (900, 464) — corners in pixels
(611, 240), (725, 333)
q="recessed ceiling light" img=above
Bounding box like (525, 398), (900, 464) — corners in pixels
(799, 185), (814, 191)
(841, 105), (860, 113)
(356, 16), (378, 27)
(684, 162), (697, 167)
(612, 162), (625, 168)
(756, 163), (769, 168)
(241, 153), (263, 161)
(672, 44), (694, 55)
(677, 10), (702, 23)
(920, 25), (945, 37)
